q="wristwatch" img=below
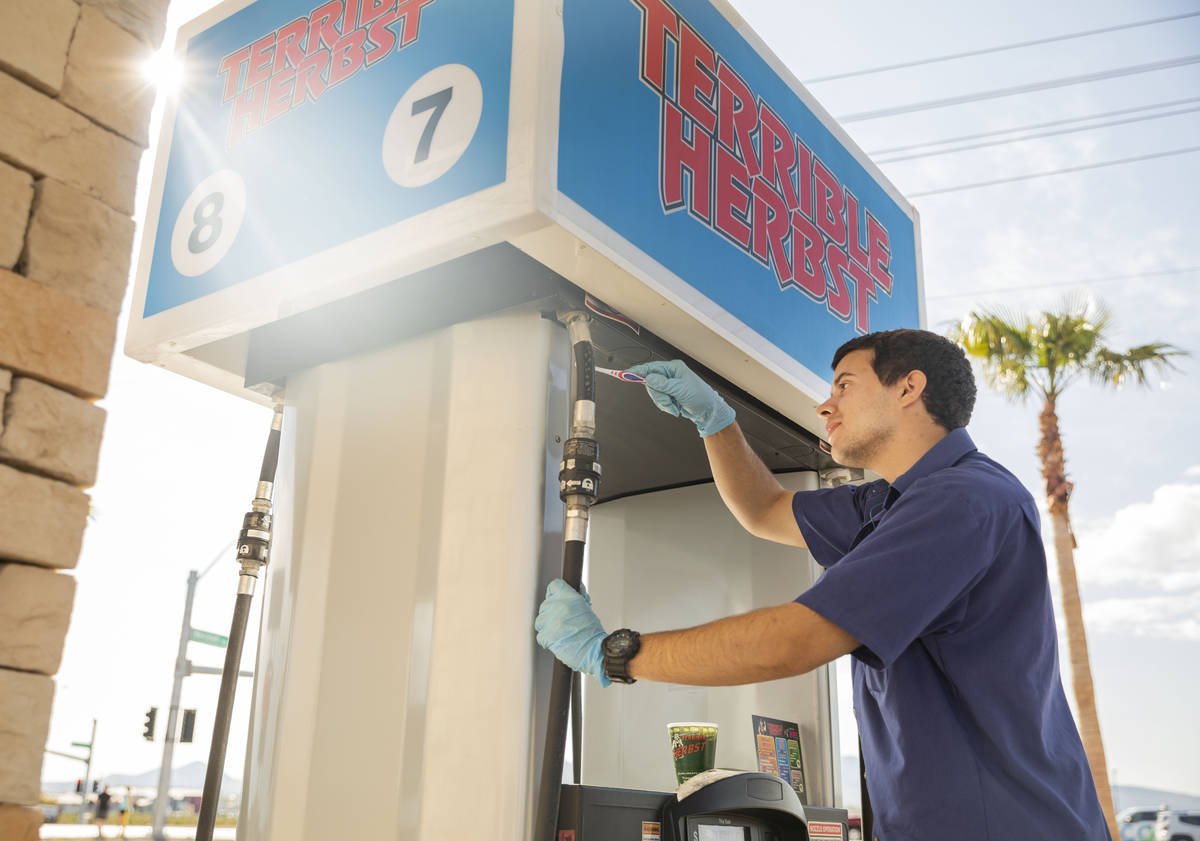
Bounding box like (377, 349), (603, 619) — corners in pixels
(602, 628), (641, 684)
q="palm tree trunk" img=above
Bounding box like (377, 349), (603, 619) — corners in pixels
(1039, 397), (1119, 839)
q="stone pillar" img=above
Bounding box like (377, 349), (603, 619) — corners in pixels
(0, 0), (169, 836)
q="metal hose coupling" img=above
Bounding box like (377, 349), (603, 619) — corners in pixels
(237, 403), (284, 593)
(556, 311), (600, 544)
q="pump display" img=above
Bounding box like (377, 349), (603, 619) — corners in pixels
(127, 0), (923, 838)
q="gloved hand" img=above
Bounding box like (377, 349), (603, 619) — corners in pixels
(535, 578), (611, 687)
(626, 360), (736, 437)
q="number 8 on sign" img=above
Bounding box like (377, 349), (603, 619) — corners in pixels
(383, 64), (483, 188)
(170, 170), (247, 277)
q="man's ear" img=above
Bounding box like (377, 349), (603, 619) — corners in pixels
(898, 370), (927, 407)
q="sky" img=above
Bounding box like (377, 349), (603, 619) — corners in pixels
(41, 0), (1199, 810)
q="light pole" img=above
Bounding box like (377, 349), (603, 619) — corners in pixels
(151, 541), (255, 841)
(45, 718), (96, 821)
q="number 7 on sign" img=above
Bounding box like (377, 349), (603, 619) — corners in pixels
(411, 87), (452, 164)
(383, 64), (483, 188)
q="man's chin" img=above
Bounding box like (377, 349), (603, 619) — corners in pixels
(831, 443), (868, 470)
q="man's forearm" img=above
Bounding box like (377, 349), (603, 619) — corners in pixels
(627, 602), (858, 686)
(704, 424), (805, 546)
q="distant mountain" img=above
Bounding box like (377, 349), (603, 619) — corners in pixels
(46, 762), (240, 795)
(1115, 785), (1200, 811)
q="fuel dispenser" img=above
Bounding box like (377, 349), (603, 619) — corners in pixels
(127, 0), (923, 838)
(535, 300), (855, 841)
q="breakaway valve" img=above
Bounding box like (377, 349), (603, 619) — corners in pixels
(558, 309), (602, 544)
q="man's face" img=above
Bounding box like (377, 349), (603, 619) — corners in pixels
(816, 349), (901, 469)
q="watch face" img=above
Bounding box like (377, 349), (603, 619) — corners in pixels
(604, 629), (638, 656)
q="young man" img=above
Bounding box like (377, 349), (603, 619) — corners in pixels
(535, 329), (1111, 841)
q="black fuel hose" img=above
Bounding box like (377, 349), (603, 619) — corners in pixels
(195, 405), (283, 841)
(194, 591), (252, 840)
(534, 313), (600, 841)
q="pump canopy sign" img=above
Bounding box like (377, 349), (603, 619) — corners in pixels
(130, 0), (920, 408)
(557, 0), (922, 378)
(141, 0), (512, 317)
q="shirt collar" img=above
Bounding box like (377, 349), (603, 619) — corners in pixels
(890, 427), (977, 495)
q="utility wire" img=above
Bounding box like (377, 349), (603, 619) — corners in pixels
(869, 96), (1200, 156)
(805, 11), (1200, 83)
(199, 539), (238, 579)
(927, 266), (1200, 301)
(840, 54), (1200, 122)
(877, 105), (1200, 164)
(907, 145), (1200, 197)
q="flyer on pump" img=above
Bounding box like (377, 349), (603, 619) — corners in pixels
(751, 715), (807, 803)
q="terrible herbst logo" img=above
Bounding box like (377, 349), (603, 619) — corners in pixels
(631, 0), (896, 335)
(217, 0), (436, 149)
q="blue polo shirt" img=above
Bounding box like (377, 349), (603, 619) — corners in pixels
(794, 428), (1110, 841)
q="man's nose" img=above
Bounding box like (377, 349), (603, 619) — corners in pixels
(817, 397), (834, 417)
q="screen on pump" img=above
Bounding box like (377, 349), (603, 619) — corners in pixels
(696, 826), (748, 841)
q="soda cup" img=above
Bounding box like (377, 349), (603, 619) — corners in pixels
(668, 722), (718, 786)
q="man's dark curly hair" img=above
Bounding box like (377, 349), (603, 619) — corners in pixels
(832, 329), (976, 430)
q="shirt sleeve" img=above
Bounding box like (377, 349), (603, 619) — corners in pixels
(795, 479), (1003, 668)
(791, 483), (870, 568)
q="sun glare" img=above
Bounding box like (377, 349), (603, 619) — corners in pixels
(142, 46), (184, 94)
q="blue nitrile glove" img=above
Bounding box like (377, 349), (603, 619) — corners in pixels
(535, 578), (611, 688)
(626, 360), (736, 437)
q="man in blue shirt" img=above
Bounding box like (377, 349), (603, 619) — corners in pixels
(535, 329), (1111, 840)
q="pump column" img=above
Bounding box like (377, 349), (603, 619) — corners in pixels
(239, 309), (561, 841)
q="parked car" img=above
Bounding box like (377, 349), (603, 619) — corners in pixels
(1120, 806), (1165, 841)
(1156, 810), (1200, 841)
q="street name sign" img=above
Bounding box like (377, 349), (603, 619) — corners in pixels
(191, 629), (231, 648)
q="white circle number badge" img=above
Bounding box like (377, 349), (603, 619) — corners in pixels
(382, 64), (483, 188)
(170, 170), (247, 277)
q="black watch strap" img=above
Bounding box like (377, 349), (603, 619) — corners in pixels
(602, 628), (641, 684)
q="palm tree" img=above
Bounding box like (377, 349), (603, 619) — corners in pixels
(950, 295), (1187, 840)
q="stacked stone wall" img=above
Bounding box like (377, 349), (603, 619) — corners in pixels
(0, 1), (169, 836)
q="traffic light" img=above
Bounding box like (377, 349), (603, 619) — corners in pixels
(143, 706), (157, 741)
(92, 780), (99, 793)
(180, 709), (196, 744)
(75, 779), (82, 793)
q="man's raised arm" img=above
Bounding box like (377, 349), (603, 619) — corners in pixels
(627, 361), (807, 548)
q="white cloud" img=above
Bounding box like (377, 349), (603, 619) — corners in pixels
(1074, 479), (1200, 592)
(1084, 592), (1200, 642)
(1065, 472), (1200, 640)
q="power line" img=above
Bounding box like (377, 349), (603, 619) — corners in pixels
(876, 105), (1200, 164)
(805, 11), (1200, 83)
(907, 145), (1200, 197)
(927, 266), (1200, 301)
(199, 539), (238, 579)
(839, 54), (1200, 122)
(868, 96), (1200, 156)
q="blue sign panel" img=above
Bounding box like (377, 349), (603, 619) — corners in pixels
(558, 0), (920, 380)
(144, 0), (513, 317)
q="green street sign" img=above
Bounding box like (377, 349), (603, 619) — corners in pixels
(190, 629), (229, 648)
(70, 741), (91, 749)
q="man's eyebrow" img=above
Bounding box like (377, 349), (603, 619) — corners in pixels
(833, 372), (854, 385)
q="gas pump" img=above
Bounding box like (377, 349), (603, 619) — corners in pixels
(531, 303), (853, 841)
(126, 0), (923, 837)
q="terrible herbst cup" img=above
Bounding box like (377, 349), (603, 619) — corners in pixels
(668, 722), (718, 786)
